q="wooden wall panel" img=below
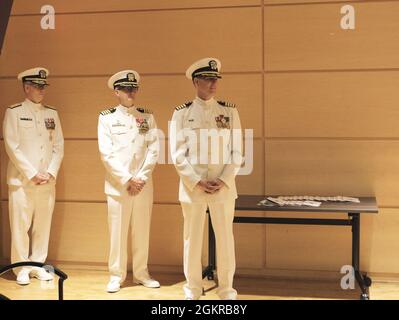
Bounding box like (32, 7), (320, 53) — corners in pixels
(361, 208), (399, 274)
(0, 202), (7, 259)
(265, 211), (352, 271)
(48, 202), (109, 263)
(1, 202), (10, 260)
(265, 2), (399, 70)
(1, 8), (262, 76)
(265, 208), (399, 274)
(153, 164), (179, 204)
(233, 211), (265, 269)
(0, 74), (263, 139)
(12, 0), (261, 15)
(148, 204), (184, 266)
(265, 140), (399, 207)
(237, 140), (264, 196)
(265, 71), (399, 138)
(55, 141), (104, 202)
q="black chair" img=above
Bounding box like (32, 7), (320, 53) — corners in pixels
(0, 262), (68, 300)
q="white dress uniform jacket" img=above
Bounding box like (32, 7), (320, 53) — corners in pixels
(98, 104), (159, 283)
(98, 105), (159, 196)
(170, 97), (243, 203)
(3, 99), (64, 186)
(170, 96), (243, 300)
(3, 98), (64, 271)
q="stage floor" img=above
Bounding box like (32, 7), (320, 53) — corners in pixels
(0, 268), (398, 300)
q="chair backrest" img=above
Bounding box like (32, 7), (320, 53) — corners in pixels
(0, 293), (10, 300)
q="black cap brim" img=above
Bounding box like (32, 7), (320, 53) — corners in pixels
(24, 80), (50, 86)
(196, 75), (222, 79)
(115, 84), (139, 90)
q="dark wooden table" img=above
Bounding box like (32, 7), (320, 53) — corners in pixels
(202, 195), (378, 300)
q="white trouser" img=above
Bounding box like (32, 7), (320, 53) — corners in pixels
(181, 201), (237, 300)
(107, 183), (153, 283)
(9, 184), (55, 274)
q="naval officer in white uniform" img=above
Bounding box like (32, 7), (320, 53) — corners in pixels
(98, 70), (160, 293)
(170, 58), (243, 300)
(3, 67), (64, 285)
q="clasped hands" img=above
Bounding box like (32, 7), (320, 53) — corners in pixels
(31, 172), (54, 185)
(197, 179), (225, 194)
(127, 178), (146, 196)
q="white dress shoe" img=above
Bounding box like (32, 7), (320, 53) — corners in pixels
(134, 278), (160, 288)
(107, 278), (121, 293)
(31, 267), (54, 281)
(16, 269), (31, 285)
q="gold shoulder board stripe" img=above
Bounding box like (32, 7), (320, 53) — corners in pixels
(44, 105), (57, 110)
(137, 107), (153, 114)
(218, 101), (236, 108)
(100, 108), (116, 116)
(175, 101), (193, 111)
(9, 104), (22, 109)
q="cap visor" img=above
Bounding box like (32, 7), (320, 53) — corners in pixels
(115, 84), (139, 89)
(197, 75), (221, 79)
(25, 80), (49, 86)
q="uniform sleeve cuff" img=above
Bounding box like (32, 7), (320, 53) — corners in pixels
(121, 175), (133, 185)
(185, 176), (202, 192)
(47, 169), (58, 179)
(134, 173), (148, 182)
(27, 170), (38, 181)
(218, 176), (231, 189)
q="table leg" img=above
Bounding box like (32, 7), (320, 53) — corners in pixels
(350, 212), (372, 300)
(202, 209), (218, 295)
(202, 209), (216, 280)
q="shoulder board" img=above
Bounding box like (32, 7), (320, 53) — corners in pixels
(44, 105), (57, 111)
(100, 108), (117, 116)
(218, 101), (236, 108)
(175, 101), (193, 111)
(136, 107), (153, 114)
(8, 103), (22, 109)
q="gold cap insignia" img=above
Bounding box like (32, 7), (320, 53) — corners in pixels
(209, 60), (218, 70)
(39, 70), (47, 78)
(127, 73), (135, 82)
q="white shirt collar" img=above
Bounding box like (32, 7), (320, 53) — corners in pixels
(117, 104), (135, 115)
(195, 96), (215, 107)
(24, 98), (43, 110)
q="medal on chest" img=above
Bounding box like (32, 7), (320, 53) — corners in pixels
(136, 117), (149, 134)
(45, 118), (56, 141)
(215, 115), (230, 129)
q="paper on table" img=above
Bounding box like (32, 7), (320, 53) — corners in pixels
(257, 197), (322, 207)
(277, 196), (360, 203)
